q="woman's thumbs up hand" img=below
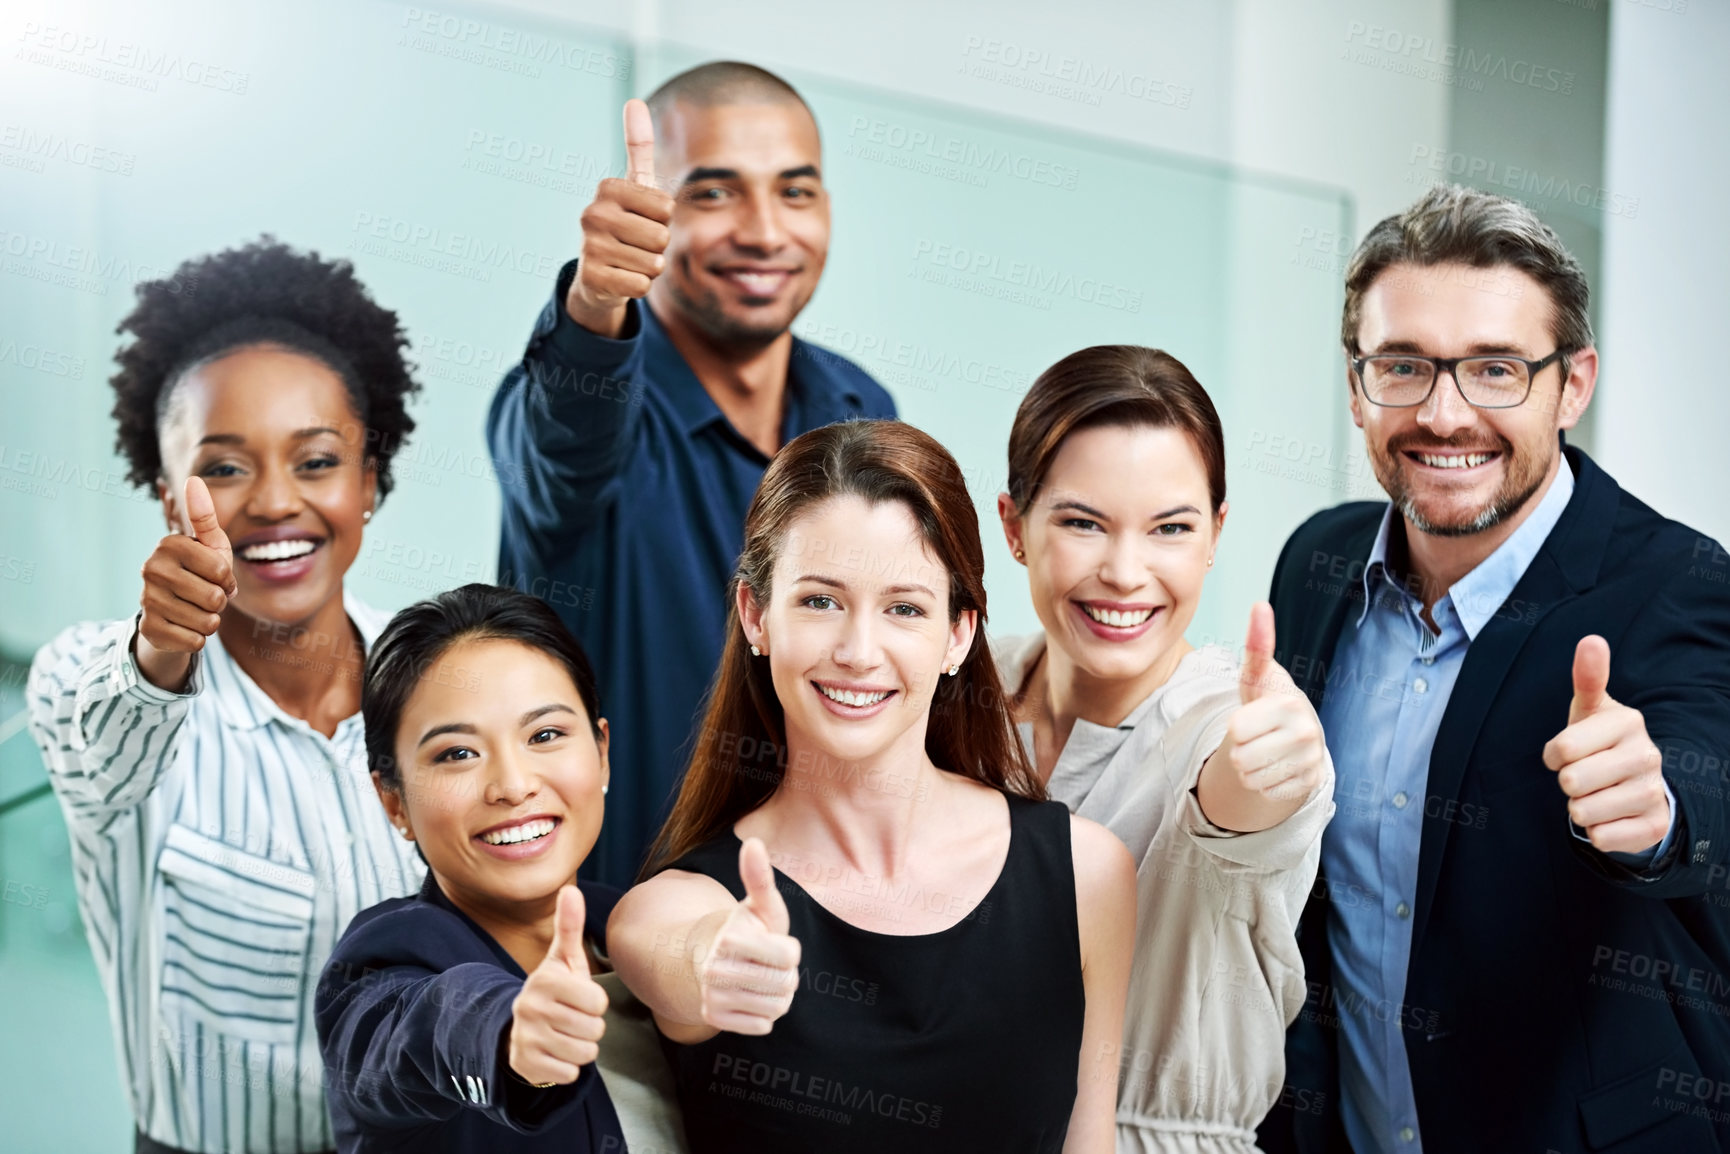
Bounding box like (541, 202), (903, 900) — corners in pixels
(135, 477), (238, 691)
(692, 837), (801, 1036)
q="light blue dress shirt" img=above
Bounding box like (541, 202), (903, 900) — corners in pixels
(1316, 460), (1677, 1154)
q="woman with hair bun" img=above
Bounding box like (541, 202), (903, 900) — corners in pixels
(995, 346), (1334, 1154)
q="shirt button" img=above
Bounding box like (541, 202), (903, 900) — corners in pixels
(1392, 792), (1409, 809)
(1413, 677), (1428, 694)
(1396, 901), (1411, 919)
(1399, 1126), (1415, 1143)
(1421, 656), (1434, 666)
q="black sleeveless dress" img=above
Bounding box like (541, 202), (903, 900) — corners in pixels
(662, 793), (1086, 1154)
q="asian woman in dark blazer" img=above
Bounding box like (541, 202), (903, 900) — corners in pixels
(316, 584), (666, 1153)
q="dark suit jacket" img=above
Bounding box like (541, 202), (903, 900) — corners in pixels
(1257, 446), (1730, 1154)
(315, 874), (627, 1154)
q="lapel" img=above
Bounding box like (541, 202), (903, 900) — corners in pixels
(1409, 446), (1617, 957)
(1289, 514), (1380, 708)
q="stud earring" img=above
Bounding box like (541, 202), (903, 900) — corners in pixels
(363, 509), (373, 523)
(601, 784), (609, 796)
(1013, 548), (1025, 562)
(1207, 556), (1214, 567)
(947, 663), (960, 677)
(750, 644), (762, 656)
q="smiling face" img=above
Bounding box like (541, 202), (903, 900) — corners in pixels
(1001, 424), (1222, 686)
(648, 100), (829, 348)
(156, 344), (375, 630)
(1350, 261), (1594, 537)
(738, 495), (974, 770)
(379, 637), (609, 911)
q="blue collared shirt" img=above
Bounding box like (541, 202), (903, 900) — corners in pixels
(1318, 458), (1673, 1153)
(488, 264), (896, 887)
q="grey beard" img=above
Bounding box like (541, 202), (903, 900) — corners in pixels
(1396, 468), (1547, 538)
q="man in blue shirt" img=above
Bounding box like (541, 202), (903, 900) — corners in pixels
(488, 63), (895, 887)
(1259, 185), (1730, 1153)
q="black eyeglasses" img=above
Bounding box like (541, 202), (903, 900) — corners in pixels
(1350, 349), (1564, 409)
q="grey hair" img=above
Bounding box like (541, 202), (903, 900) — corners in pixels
(1342, 184), (1593, 370)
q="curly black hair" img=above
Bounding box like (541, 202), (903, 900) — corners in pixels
(109, 236), (420, 500)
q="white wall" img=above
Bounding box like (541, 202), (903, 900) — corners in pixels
(1598, 0), (1728, 547)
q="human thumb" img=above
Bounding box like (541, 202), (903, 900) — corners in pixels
(738, 837), (788, 935)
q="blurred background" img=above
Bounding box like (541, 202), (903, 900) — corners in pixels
(1, 0), (1722, 1147)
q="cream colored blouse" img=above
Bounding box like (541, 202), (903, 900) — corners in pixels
(995, 635), (1334, 1154)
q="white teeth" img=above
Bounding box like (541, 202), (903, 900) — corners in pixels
(239, 539), (317, 562)
(727, 271), (784, 294)
(818, 685), (890, 708)
(1082, 605), (1154, 628)
(480, 819), (556, 846)
(1416, 452), (1493, 470)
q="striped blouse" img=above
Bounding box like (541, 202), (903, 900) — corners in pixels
(27, 593), (424, 1154)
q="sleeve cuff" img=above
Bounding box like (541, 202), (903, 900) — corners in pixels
(492, 1006), (598, 1131)
(1183, 772), (1334, 873)
(1180, 713), (1336, 873)
(1571, 778), (1681, 872)
(67, 615), (198, 753)
(115, 613), (204, 701)
(535, 259), (642, 372)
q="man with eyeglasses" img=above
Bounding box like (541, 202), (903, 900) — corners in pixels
(1259, 185), (1730, 1154)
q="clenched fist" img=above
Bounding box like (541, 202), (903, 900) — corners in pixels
(1543, 636), (1671, 856)
(135, 476), (237, 692)
(694, 837), (801, 1036)
(508, 885), (609, 1086)
(566, 98), (674, 338)
(1198, 603), (1327, 832)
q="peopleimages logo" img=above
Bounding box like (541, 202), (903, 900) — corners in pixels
(15, 22), (250, 94)
(0, 230), (197, 297)
(0, 125), (136, 175)
(909, 239), (1143, 314)
(844, 117), (1080, 191)
(397, 8), (630, 80)
(1341, 22), (1576, 96)
(957, 37), (1193, 109)
(1406, 146), (1639, 219)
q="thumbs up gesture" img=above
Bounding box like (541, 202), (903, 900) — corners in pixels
(1199, 604), (1326, 831)
(135, 476), (239, 691)
(1542, 636), (1670, 855)
(508, 885), (610, 1086)
(566, 98), (674, 338)
(693, 838), (801, 1036)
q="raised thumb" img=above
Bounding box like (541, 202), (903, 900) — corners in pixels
(546, 884), (590, 975)
(184, 476), (231, 553)
(738, 837), (788, 935)
(1569, 635), (1612, 724)
(1240, 601), (1276, 704)
(184, 475), (236, 596)
(623, 98), (656, 189)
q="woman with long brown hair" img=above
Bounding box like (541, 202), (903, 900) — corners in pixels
(609, 419), (1136, 1154)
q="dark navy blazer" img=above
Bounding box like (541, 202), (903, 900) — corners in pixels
(315, 874), (628, 1153)
(1257, 446), (1730, 1154)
